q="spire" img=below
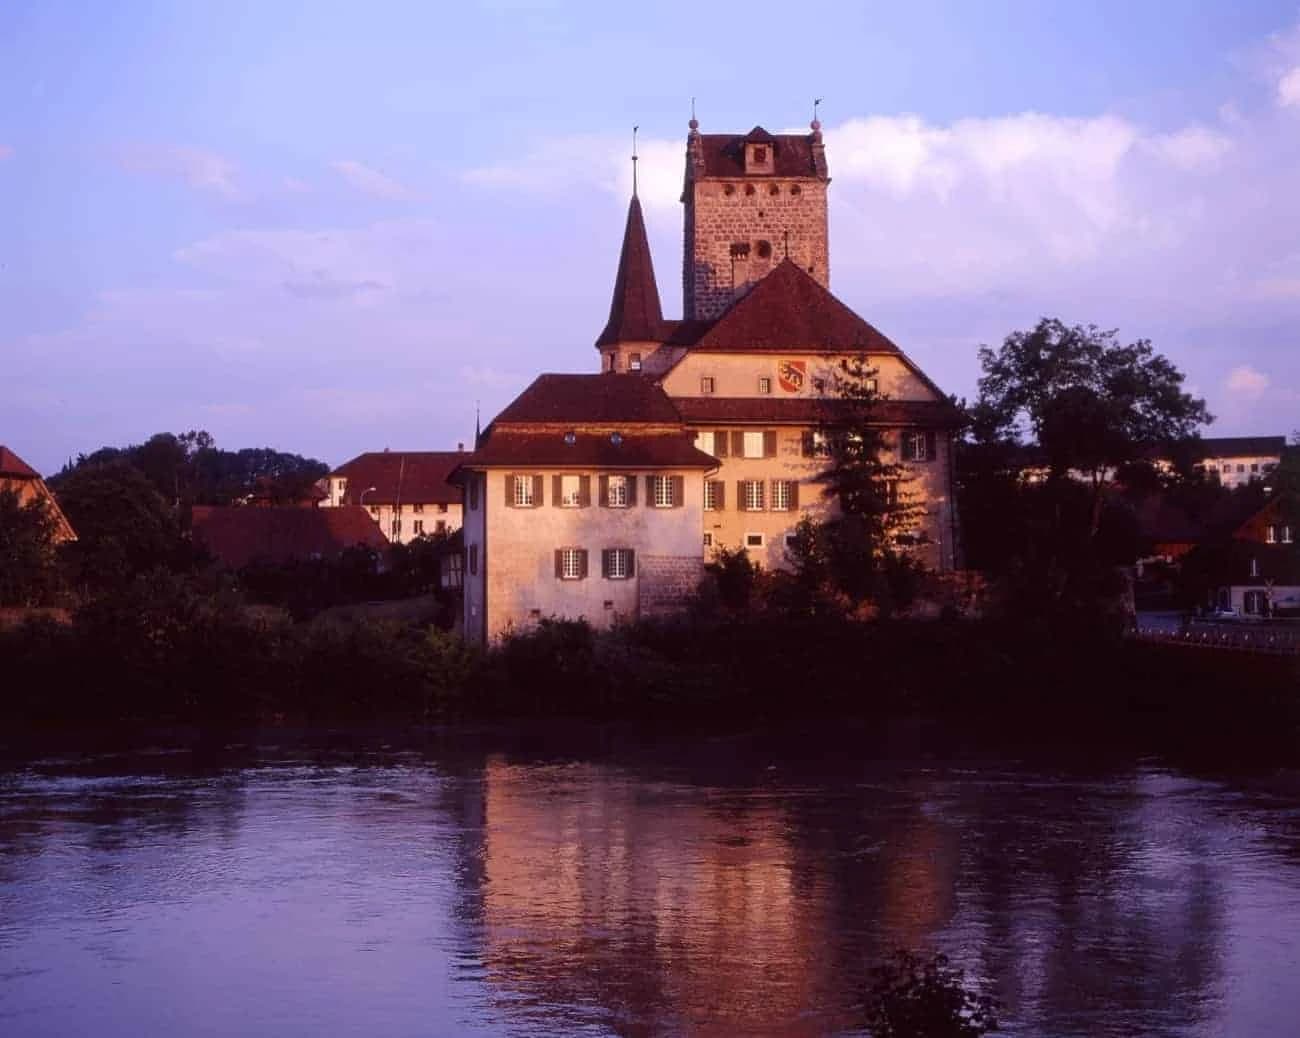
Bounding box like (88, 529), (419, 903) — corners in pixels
(595, 193), (664, 347)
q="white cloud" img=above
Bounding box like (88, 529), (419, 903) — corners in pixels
(1148, 126), (1232, 169)
(282, 176), (312, 193)
(330, 159), (419, 201)
(1279, 66), (1300, 107)
(118, 145), (240, 198)
(1226, 365), (1270, 397)
(0, 145), (13, 162)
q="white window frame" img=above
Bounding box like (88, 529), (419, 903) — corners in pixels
(1267, 525), (1277, 544)
(704, 480), (719, 511)
(742, 479), (765, 511)
(607, 474), (628, 508)
(651, 475), (674, 508)
(742, 431), (765, 459)
(1285, 525), (1294, 544)
(703, 532), (714, 548)
(1250, 557), (1260, 578)
(560, 548), (583, 580)
(758, 376), (772, 394)
(607, 548), (632, 580)
(629, 353), (642, 372)
(560, 474), (582, 508)
(745, 532), (765, 549)
(770, 480), (791, 511)
(513, 474), (534, 507)
(700, 376), (715, 394)
(694, 430), (715, 454)
(904, 430), (929, 462)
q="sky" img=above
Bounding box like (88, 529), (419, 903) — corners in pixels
(3, 0), (1300, 475)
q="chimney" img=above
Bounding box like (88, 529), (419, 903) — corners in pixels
(457, 442), (464, 452)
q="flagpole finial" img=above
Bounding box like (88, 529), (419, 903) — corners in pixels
(631, 125), (639, 197)
(689, 97), (698, 132)
(812, 97), (823, 132)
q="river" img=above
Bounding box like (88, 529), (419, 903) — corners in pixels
(2, 729), (1298, 1036)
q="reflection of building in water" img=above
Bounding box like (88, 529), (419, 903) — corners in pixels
(476, 756), (835, 1034)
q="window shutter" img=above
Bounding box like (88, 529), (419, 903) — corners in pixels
(552, 474), (562, 507)
(715, 431), (729, 457)
(801, 431), (814, 457)
(598, 474), (609, 508)
(925, 430), (937, 462)
(601, 549), (611, 579)
(644, 475), (654, 506)
(900, 433), (914, 462)
(763, 430), (777, 457)
(627, 474), (638, 506)
(578, 549), (589, 579)
(715, 480), (726, 511)
(731, 430), (745, 456)
(671, 475), (684, 508)
(737, 480), (747, 512)
(506, 473), (516, 507)
(533, 473), (544, 506)
(579, 474), (591, 507)
(790, 480), (800, 510)
(627, 549), (636, 576)
(554, 549), (563, 578)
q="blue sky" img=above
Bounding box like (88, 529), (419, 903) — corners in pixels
(4, 1), (1300, 473)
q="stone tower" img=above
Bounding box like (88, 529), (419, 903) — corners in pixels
(682, 118), (830, 321)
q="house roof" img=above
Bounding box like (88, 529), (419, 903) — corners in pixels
(1197, 436), (1287, 459)
(672, 396), (964, 427)
(0, 446), (40, 479)
(491, 373), (683, 427)
(330, 451), (464, 505)
(191, 505), (388, 570)
(595, 195), (665, 347)
(695, 132), (825, 179)
(453, 431), (718, 471)
(685, 260), (902, 353)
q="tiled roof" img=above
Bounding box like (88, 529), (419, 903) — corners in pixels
(453, 431), (718, 471)
(1197, 436), (1287, 459)
(492, 374), (683, 426)
(330, 451), (464, 505)
(687, 260), (902, 353)
(0, 446), (40, 479)
(696, 133), (824, 179)
(595, 195), (664, 347)
(672, 396), (964, 427)
(191, 506), (388, 570)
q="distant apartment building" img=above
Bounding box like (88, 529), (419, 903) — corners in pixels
(1191, 436), (1287, 488)
(0, 445), (76, 542)
(323, 450), (465, 544)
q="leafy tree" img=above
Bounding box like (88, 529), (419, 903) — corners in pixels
(975, 319), (1211, 538)
(55, 461), (186, 591)
(863, 951), (998, 1038)
(0, 488), (62, 606)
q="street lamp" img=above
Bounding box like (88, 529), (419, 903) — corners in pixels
(358, 486), (377, 509)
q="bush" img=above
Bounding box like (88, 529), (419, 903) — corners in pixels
(863, 951), (998, 1038)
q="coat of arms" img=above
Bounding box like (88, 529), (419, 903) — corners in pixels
(778, 360), (806, 393)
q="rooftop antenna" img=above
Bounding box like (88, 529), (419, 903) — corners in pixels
(474, 400), (481, 446)
(631, 125), (639, 197)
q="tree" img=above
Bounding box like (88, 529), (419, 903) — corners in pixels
(55, 461), (186, 591)
(0, 489), (62, 606)
(975, 319), (1211, 538)
(863, 951), (998, 1038)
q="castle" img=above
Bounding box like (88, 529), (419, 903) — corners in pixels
(453, 116), (961, 643)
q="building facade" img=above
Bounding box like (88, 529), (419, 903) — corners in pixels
(458, 115), (961, 641)
(323, 450), (464, 544)
(0, 445), (76, 542)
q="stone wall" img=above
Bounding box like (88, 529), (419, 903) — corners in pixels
(684, 178), (829, 320)
(638, 555), (706, 617)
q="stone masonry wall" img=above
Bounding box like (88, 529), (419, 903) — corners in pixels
(638, 555), (706, 617)
(684, 178), (829, 320)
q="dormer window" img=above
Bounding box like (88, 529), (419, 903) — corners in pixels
(753, 146), (767, 164)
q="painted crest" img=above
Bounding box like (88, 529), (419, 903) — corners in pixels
(778, 360), (806, 393)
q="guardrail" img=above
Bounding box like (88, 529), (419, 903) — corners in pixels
(1132, 625), (1300, 656)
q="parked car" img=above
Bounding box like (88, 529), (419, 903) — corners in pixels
(1210, 606), (1241, 620)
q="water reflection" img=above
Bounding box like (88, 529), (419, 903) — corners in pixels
(0, 742), (1298, 1036)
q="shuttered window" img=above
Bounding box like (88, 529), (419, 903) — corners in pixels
(900, 430), (937, 462)
(770, 480), (799, 512)
(602, 548), (635, 580)
(606, 475), (628, 508)
(556, 548), (588, 580)
(649, 475), (680, 508)
(695, 430), (715, 454)
(511, 473), (538, 507)
(742, 431), (765, 458)
(739, 480), (765, 511)
(704, 480), (725, 511)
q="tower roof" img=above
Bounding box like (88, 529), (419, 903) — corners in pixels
(0, 446), (40, 479)
(692, 133), (827, 179)
(595, 195), (664, 347)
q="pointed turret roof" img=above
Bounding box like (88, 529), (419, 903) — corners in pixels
(595, 195), (664, 347)
(0, 446), (40, 479)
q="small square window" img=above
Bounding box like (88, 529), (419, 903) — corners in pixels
(758, 376), (772, 394)
(753, 146), (767, 163)
(413, 503), (424, 514)
(438, 503), (448, 514)
(701, 376), (715, 394)
(745, 533), (765, 548)
(703, 532), (714, 548)
(812, 378), (826, 393)
(629, 353), (642, 372)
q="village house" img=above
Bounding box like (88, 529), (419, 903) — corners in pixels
(322, 450), (465, 544)
(454, 114), (961, 642)
(190, 505), (389, 570)
(1189, 436), (1287, 489)
(0, 445), (76, 542)
(1215, 494), (1300, 617)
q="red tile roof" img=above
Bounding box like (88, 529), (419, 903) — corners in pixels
(672, 396), (964, 427)
(0, 446), (40, 479)
(330, 451), (464, 505)
(686, 260), (902, 353)
(492, 374), (683, 427)
(595, 195), (664, 347)
(1198, 436), (1287, 459)
(696, 132), (826, 179)
(455, 431), (718, 471)
(191, 506), (388, 570)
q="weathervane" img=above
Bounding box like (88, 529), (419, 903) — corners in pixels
(632, 125), (639, 196)
(813, 97), (823, 123)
